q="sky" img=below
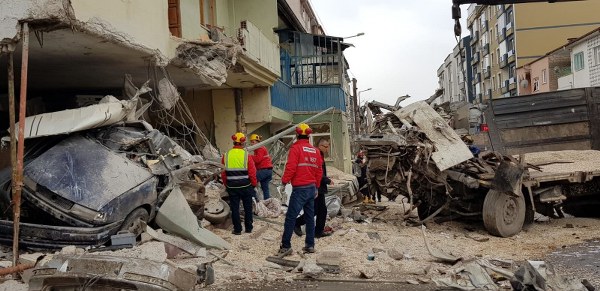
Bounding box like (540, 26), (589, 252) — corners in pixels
(310, 0), (468, 106)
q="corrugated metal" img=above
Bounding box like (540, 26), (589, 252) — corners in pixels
(271, 80), (346, 112)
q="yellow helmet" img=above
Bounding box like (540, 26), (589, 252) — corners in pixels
(295, 123), (312, 135)
(249, 134), (261, 141)
(231, 132), (246, 143)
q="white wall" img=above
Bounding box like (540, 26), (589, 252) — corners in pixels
(572, 42), (591, 88)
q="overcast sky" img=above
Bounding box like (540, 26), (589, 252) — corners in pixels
(310, 0), (468, 106)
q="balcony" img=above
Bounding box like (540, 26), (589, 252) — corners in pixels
(509, 77), (517, 91)
(501, 80), (509, 94)
(474, 72), (482, 83)
(498, 28), (506, 42)
(482, 43), (490, 56)
(472, 52), (480, 64)
(506, 22), (514, 36)
(500, 53), (508, 68)
(507, 50), (516, 63)
(470, 31), (480, 45)
(484, 66), (491, 79)
(482, 20), (489, 32)
(235, 20), (281, 86)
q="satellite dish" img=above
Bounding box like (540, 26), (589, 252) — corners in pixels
(521, 79), (529, 88)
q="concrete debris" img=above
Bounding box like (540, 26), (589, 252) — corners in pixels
(0, 280), (28, 291)
(157, 77), (180, 110)
(421, 226), (462, 264)
(316, 250), (343, 266)
(358, 267), (375, 279)
(156, 186), (231, 250)
(510, 260), (589, 291)
(406, 279), (420, 285)
(302, 258), (324, 278)
(145, 226), (208, 258)
(254, 198), (283, 218)
(172, 41), (242, 87)
(387, 249), (404, 260)
(433, 259), (501, 290)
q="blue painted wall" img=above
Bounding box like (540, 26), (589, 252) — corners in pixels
(271, 80), (346, 112)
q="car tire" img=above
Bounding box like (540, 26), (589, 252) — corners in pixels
(120, 207), (150, 235)
(0, 168), (12, 215)
(483, 190), (525, 237)
(203, 199), (230, 225)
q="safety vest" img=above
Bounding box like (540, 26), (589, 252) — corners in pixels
(224, 148), (250, 188)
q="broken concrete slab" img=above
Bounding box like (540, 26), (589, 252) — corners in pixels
(316, 250), (343, 266)
(303, 258), (324, 279)
(145, 226), (207, 257)
(156, 186), (231, 250)
(387, 249), (404, 260)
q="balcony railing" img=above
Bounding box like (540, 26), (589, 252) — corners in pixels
(507, 50), (515, 63)
(501, 80), (509, 93)
(499, 28), (506, 42)
(288, 54), (346, 86)
(239, 20), (280, 76)
(470, 31), (480, 45)
(509, 77), (517, 90)
(484, 66), (491, 78)
(500, 53), (508, 68)
(472, 52), (480, 64)
(506, 22), (513, 36)
(482, 43), (490, 56)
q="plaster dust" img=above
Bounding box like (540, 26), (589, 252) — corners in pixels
(207, 199), (600, 285)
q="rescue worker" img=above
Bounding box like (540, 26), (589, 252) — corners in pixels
(221, 132), (258, 235)
(249, 134), (273, 200)
(294, 138), (334, 238)
(355, 151), (372, 203)
(277, 123), (323, 257)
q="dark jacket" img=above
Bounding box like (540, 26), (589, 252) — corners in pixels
(319, 150), (331, 194)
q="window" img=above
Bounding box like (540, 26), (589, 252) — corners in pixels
(492, 76), (496, 90)
(594, 46), (600, 66)
(510, 65), (516, 79)
(533, 77), (539, 92)
(491, 52), (495, 66)
(200, 0), (216, 26)
(281, 123), (333, 160)
(574, 52), (585, 71)
(497, 49), (501, 63)
(542, 69), (547, 84)
(498, 73), (502, 88)
(168, 0), (181, 37)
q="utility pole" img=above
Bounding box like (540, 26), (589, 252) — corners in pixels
(352, 78), (359, 135)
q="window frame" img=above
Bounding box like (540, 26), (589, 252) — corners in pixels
(574, 51), (585, 71)
(593, 46), (600, 67)
(541, 69), (547, 84)
(533, 77), (540, 92)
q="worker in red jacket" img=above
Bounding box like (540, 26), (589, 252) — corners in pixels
(249, 134), (273, 200)
(277, 123), (323, 257)
(221, 132), (257, 235)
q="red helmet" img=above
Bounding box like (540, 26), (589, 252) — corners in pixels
(231, 132), (246, 143)
(295, 123), (313, 136)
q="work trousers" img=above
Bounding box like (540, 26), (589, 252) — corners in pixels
(281, 185), (316, 249)
(227, 186), (255, 233)
(296, 188), (327, 236)
(256, 169), (273, 200)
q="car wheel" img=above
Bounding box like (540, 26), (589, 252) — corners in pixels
(483, 190), (525, 237)
(203, 199), (230, 225)
(0, 168), (12, 215)
(120, 207), (150, 235)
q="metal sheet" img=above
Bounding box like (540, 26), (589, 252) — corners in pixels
(24, 135), (153, 210)
(271, 80), (346, 112)
(8, 98), (135, 140)
(395, 101), (473, 171)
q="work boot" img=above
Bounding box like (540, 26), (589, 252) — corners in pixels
(232, 230), (242, 235)
(369, 198), (375, 204)
(363, 196), (369, 203)
(302, 246), (315, 253)
(294, 225), (304, 237)
(277, 247), (293, 258)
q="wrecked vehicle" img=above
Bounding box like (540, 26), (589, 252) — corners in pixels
(0, 121), (210, 248)
(358, 100), (600, 238)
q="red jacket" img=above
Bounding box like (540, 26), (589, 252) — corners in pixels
(282, 139), (323, 188)
(251, 146), (273, 170)
(221, 145), (257, 187)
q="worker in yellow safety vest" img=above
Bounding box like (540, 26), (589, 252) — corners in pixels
(221, 132), (258, 235)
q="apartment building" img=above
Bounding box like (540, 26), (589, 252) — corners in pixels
(557, 28), (600, 90)
(435, 36), (473, 105)
(467, 1), (600, 100)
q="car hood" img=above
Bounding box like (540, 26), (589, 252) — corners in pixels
(24, 135), (153, 211)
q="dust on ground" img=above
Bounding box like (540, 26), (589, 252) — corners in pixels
(206, 198), (600, 286)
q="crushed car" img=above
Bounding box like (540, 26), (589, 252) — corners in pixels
(0, 121), (220, 248)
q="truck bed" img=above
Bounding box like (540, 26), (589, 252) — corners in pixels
(524, 150), (600, 183)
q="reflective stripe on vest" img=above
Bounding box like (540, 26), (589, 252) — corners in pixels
(224, 148), (250, 188)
